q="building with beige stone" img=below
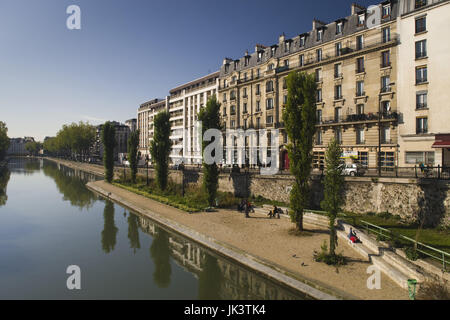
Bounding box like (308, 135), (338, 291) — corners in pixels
(397, 0), (450, 167)
(218, 1), (400, 171)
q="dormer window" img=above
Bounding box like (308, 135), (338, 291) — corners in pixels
(285, 41), (291, 53)
(224, 65), (229, 73)
(358, 14), (365, 26)
(234, 61), (239, 70)
(382, 4), (391, 17)
(244, 56), (250, 66)
(268, 63), (275, 71)
(271, 47), (276, 57)
(317, 29), (323, 41)
(336, 22), (343, 34)
(300, 36), (306, 47)
(257, 51), (263, 62)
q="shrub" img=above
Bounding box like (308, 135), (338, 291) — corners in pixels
(313, 241), (347, 266)
(404, 246), (420, 261)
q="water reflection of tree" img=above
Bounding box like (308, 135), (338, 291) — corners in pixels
(127, 213), (141, 253)
(198, 255), (223, 300)
(101, 200), (118, 254)
(0, 167), (11, 206)
(150, 227), (171, 288)
(42, 161), (96, 209)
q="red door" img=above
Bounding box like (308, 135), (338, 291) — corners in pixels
(283, 151), (290, 170)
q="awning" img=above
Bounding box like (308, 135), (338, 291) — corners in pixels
(432, 134), (450, 148)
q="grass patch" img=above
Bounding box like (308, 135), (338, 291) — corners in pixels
(313, 241), (347, 266)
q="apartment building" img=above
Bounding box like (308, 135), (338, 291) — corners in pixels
(218, 1), (400, 171)
(137, 98), (168, 157)
(7, 137), (35, 155)
(168, 72), (219, 165)
(397, 0), (450, 167)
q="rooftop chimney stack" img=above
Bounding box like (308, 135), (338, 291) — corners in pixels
(351, 3), (366, 15)
(279, 33), (285, 44)
(312, 19), (326, 30)
(223, 58), (232, 65)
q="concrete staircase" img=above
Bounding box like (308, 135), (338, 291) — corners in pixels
(253, 205), (444, 290)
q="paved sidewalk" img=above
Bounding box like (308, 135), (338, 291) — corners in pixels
(89, 180), (408, 300)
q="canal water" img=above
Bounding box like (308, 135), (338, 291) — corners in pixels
(0, 158), (308, 300)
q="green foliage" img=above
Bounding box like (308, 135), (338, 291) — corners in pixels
(150, 228), (172, 288)
(127, 130), (140, 184)
(416, 280), (450, 300)
(313, 241), (347, 266)
(101, 122), (117, 183)
(150, 112), (172, 191)
(321, 138), (344, 256)
(43, 122), (96, 158)
(282, 71), (317, 231)
(25, 141), (43, 156)
(404, 246), (420, 261)
(0, 122), (10, 161)
(101, 200), (118, 253)
(0, 167), (11, 206)
(198, 95), (222, 206)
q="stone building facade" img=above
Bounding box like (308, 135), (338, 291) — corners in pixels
(218, 1), (400, 171)
(397, 0), (450, 167)
(137, 98), (168, 157)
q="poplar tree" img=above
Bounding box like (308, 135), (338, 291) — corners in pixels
(127, 130), (140, 184)
(321, 138), (344, 257)
(150, 112), (172, 191)
(101, 122), (116, 183)
(198, 95), (222, 207)
(283, 71), (317, 231)
(0, 122), (10, 161)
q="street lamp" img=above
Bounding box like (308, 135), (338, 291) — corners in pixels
(378, 82), (395, 177)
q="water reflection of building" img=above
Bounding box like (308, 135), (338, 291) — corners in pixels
(137, 214), (305, 300)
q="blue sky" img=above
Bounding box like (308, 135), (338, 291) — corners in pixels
(0, 0), (377, 141)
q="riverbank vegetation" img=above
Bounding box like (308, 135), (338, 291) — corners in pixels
(0, 122), (10, 161)
(101, 122), (116, 183)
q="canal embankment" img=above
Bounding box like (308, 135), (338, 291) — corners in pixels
(86, 180), (409, 300)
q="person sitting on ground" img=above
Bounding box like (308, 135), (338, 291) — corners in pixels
(268, 205), (281, 219)
(348, 227), (360, 243)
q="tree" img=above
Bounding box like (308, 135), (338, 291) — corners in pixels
(0, 122), (10, 161)
(282, 71), (317, 231)
(25, 141), (42, 156)
(101, 200), (118, 253)
(127, 130), (140, 184)
(101, 122), (116, 183)
(150, 112), (171, 191)
(150, 227), (171, 288)
(321, 138), (344, 257)
(198, 95), (222, 207)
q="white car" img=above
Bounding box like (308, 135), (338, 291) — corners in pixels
(341, 163), (365, 176)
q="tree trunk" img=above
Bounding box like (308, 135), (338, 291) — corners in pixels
(297, 211), (303, 231)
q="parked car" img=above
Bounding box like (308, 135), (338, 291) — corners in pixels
(341, 163), (365, 176)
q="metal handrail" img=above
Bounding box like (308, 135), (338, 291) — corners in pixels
(361, 220), (449, 271)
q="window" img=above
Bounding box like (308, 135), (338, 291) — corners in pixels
(336, 22), (343, 34)
(381, 51), (390, 68)
(416, 66), (428, 84)
(317, 49), (323, 62)
(316, 109), (322, 123)
(357, 104), (364, 115)
(244, 56), (250, 66)
(268, 63), (275, 71)
(356, 35), (364, 50)
(283, 95), (287, 105)
(356, 81), (365, 97)
(416, 92), (428, 109)
(358, 152), (369, 167)
(334, 63), (342, 78)
(380, 152), (395, 170)
(313, 152), (325, 169)
(257, 52), (263, 62)
(381, 76), (391, 92)
(230, 90), (236, 100)
(315, 68), (322, 82)
(382, 127), (391, 144)
(416, 40), (427, 59)
(316, 130), (323, 145)
(316, 89), (322, 103)
(271, 46), (276, 57)
(300, 36), (306, 47)
(230, 105), (236, 115)
(266, 81), (274, 92)
(256, 101), (261, 112)
(317, 29), (323, 41)
(335, 128), (342, 144)
(243, 87), (247, 98)
(358, 14), (365, 26)
(256, 84), (260, 95)
(283, 78), (287, 89)
(416, 117), (428, 134)
(415, 0), (427, 9)
(336, 42), (342, 56)
(256, 69), (261, 78)
(243, 73), (248, 81)
(382, 4), (391, 17)
(335, 107), (342, 121)
(357, 128), (365, 144)
(223, 93), (227, 102)
(223, 79), (228, 88)
(335, 85), (342, 100)
(231, 120), (236, 128)
(223, 107), (227, 116)
(284, 59), (289, 67)
(299, 54), (305, 67)
(405, 151), (434, 165)
(266, 98), (274, 110)
(285, 41), (291, 53)
(256, 117), (260, 129)
(356, 57), (365, 73)
(382, 101), (391, 113)
(243, 103), (247, 113)
(416, 17), (427, 34)
(382, 27), (391, 43)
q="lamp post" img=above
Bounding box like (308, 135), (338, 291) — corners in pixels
(145, 154), (149, 186)
(378, 82), (395, 177)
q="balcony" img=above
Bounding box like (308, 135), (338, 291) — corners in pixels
(356, 91), (366, 97)
(416, 103), (428, 110)
(317, 112), (399, 126)
(276, 65), (290, 74)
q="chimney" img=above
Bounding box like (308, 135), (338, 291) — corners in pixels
(312, 19), (326, 30)
(351, 3), (366, 15)
(279, 33), (285, 44)
(245, 50), (249, 56)
(223, 58), (232, 65)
